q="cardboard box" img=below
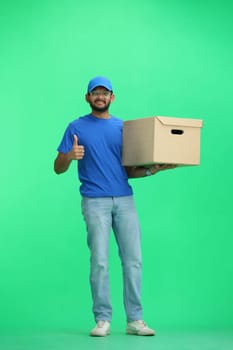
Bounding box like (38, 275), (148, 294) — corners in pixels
(122, 116), (203, 166)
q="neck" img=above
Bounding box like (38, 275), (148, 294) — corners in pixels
(91, 110), (110, 119)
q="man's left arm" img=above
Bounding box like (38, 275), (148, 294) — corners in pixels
(125, 164), (177, 178)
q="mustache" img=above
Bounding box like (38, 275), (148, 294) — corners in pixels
(94, 99), (106, 103)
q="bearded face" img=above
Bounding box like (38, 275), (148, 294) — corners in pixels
(86, 88), (114, 113)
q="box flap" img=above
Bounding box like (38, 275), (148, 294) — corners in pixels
(155, 116), (203, 128)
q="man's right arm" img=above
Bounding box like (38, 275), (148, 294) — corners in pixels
(54, 152), (73, 174)
(54, 135), (85, 174)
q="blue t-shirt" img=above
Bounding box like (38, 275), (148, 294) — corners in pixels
(57, 114), (133, 198)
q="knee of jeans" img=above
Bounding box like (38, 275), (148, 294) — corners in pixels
(122, 259), (142, 270)
(91, 256), (108, 271)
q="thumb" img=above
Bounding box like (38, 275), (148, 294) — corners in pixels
(73, 134), (78, 146)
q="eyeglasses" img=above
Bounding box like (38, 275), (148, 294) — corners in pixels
(89, 90), (112, 97)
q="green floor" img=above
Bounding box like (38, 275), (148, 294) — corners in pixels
(0, 330), (232, 350)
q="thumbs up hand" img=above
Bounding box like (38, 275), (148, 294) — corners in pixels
(68, 135), (85, 160)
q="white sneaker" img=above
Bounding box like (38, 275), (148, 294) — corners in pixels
(90, 320), (110, 337)
(126, 320), (155, 336)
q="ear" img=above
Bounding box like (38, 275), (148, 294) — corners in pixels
(85, 93), (90, 103)
(110, 93), (115, 102)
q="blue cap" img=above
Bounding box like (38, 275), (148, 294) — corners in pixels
(87, 76), (113, 93)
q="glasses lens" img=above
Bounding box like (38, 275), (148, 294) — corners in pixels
(90, 91), (111, 97)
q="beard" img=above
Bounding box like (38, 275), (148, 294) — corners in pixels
(89, 100), (111, 113)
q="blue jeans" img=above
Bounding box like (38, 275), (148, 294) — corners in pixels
(81, 196), (142, 323)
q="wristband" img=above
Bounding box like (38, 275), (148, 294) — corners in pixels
(145, 168), (152, 176)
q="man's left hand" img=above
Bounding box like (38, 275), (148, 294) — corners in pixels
(150, 163), (177, 175)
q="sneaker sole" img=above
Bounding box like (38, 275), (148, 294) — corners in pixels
(90, 330), (110, 337)
(126, 330), (155, 336)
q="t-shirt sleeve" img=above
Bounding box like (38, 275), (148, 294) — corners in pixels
(57, 123), (74, 154)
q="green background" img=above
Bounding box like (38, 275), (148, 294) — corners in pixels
(1, 0), (233, 334)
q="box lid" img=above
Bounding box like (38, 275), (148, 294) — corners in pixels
(156, 116), (203, 128)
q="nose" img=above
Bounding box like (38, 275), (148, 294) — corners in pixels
(96, 92), (105, 97)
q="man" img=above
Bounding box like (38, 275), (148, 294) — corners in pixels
(54, 76), (176, 336)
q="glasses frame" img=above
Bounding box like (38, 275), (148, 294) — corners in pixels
(89, 90), (112, 97)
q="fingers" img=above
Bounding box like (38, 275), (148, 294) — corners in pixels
(159, 164), (176, 170)
(73, 134), (78, 146)
(152, 164), (177, 172)
(71, 134), (85, 160)
(160, 164), (177, 170)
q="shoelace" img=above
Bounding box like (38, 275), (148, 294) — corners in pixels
(136, 320), (147, 328)
(97, 321), (107, 328)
